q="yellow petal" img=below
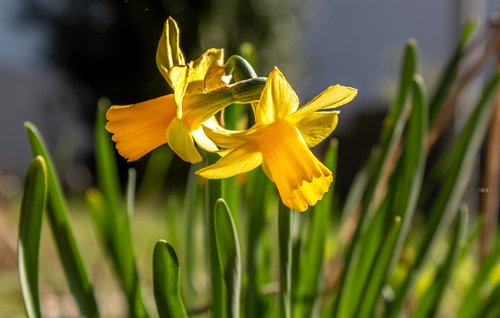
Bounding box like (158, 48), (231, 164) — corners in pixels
(105, 95), (176, 162)
(166, 117), (202, 163)
(191, 123), (219, 152)
(202, 121), (262, 149)
(255, 67), (299, 124)
(257, 120), (332, 212)
(204, 60), (230, 92)
(296, 111), (339, 148)
(167, 49), (227, 113)
(196, 141), (263, 179)
(289, 85), (357, 122)
(168, 65), (189, 115)
(156, 17), (185, 81)
(187, 48), (227, 93)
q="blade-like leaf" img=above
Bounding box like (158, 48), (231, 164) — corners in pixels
(95, 97), (122, 214)
(293, 139), (337, 318)
(357, 75), (428, 318)
(380, 39), (418, 148)
(412, 205), (467, 318)
(245, 167), (274, 317)
(346, 190), (393, 314)
(215, 199), (241, 318)
(420, 18), (479, 204)
(333, 39), (418, 318)
(95, 101), (149, 317)
(85, 188), (110, 251)
(119, 168), (149, 317)
(388, 69), (500, 317)
(458, 235), (500, 318)
(338, 147), (378, 228)
(137, 145), (174, 201)
(429, 18), (478, 123)
(222, 176), (240, 229)
(279, 202), (293, 318)
(153, 240), (188, 318)
(18, 156), (47, 318)
(183, 163), (202, 303)
(356, 216), (401, 318)
(476, 283), (500, 318)
(24, 122), (99, 317)
(386, 75), (428, 272)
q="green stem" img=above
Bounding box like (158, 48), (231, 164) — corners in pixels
(205, 152), (226, 318)
(279, 203), (293, 318)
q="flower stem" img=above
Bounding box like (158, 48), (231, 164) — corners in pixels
(278, 202), (293, 318)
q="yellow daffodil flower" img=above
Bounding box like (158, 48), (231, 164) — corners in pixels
(105, 17), (263, 163)
(196, 67), (357, 211)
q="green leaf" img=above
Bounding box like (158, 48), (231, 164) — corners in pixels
(119, 168), (149, 317)
(85, 188), (110, 250)
(245, 167), (274, 317)
(357, 75), (428, 318)
(137, 146), (174, 201)
(18, 156), (47, 318)
(420, 18), (479, 203)
(338, 147), (378, 228)
(476, 283), (500, 318)
(182, 163), (202, 303)
(94, 101), (149, 317)
(24, 122), (99, 317)
(95, 97), (122, 214)
(345, 190), (393, 316)
(386, 75), (428, 271)
(222, 176), (240, 229)
(388, 69), (500, 317)
(86, 186), (151, 316)
(380, 39), (418, 148)
(429, 18), (478, 124)
(412, 205), (467, 318)
(153, 240), (188, 318)
(293, 139), (338, 318)
(215, 199), (241, 318)
(279, 202), (293, 318)
(333, 39), (418, 318)
(356, 216), (402, 318)
(458, 236), (500, 318)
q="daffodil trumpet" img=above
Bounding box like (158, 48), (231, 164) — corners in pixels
(105, 77), (266, 163)
(197, 67), (357, 212)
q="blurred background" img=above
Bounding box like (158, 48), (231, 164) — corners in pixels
(0, 0), (498, 315)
